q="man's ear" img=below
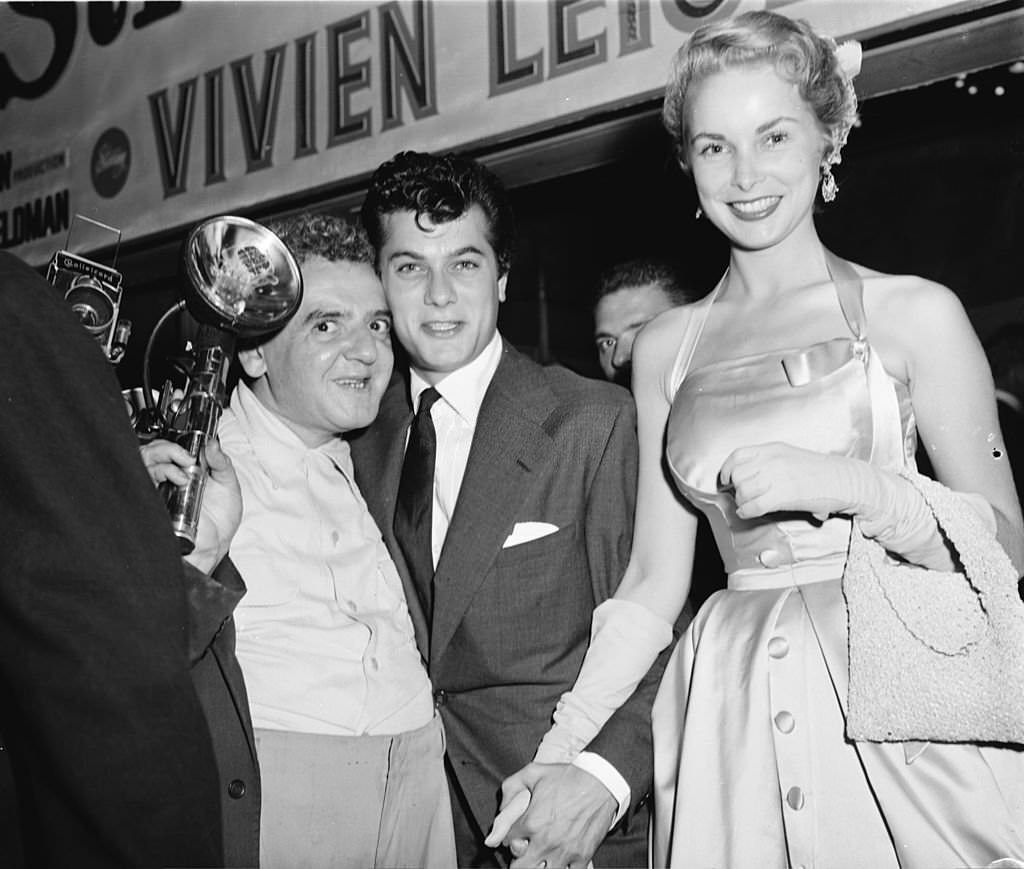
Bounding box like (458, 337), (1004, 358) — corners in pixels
(238, 345), (267, 379)
(497, 273), (509, 303)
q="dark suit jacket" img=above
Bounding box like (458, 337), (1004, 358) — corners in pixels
(351, 342), (667, 866)
(0, 250), (224, 867)
(188, 563), (261, 868)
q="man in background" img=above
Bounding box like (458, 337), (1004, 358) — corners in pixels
(353, 150), (671, 868)
(592, 256), (723, 616)
(0, 249), (224, 868)
(593, 257), (693, 387)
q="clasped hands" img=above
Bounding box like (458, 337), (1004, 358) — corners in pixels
(484, 762), (615, 869)
(140, 437), (242, 571)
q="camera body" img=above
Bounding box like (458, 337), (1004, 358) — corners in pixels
(46, 249), (130, 362)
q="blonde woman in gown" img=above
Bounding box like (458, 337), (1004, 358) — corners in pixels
(489, 11), (1024, 869)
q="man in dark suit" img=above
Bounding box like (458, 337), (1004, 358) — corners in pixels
(352, 151), (669, 868)
(0, 249), (225, 867)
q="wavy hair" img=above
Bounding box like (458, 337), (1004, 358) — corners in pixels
(265, 212), (374, 267)
(662, 11), (858, 172)
(360, 150), (516, 277)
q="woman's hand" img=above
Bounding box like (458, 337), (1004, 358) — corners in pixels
(720, 442), (871, 521)
(140, 437), (242, 572)
(720, 442), (967, 570)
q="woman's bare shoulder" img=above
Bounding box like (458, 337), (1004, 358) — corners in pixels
(856, 265), (975, 384)
(634, 299), (705, 365)
(858, 266), (966, 324)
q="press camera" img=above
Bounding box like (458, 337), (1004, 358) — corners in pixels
(46, 216), (130, 363)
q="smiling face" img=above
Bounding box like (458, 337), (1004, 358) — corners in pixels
(594, 283), (677, 384)
(240, 256), (393, 445)
(686, 64), (828, 252)
(378, 206), (508, 384)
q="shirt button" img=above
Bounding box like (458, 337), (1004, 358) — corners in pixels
(433, 689), (448, 708)
(331, 530), (340, 545)
(774, 711), (795, 733)
(786, 786), (805, 810)
(758, 548), (782, 568)
(227, 779), (246, 800)
(767, 636), (789, 659)
(370, 657), (380, 671)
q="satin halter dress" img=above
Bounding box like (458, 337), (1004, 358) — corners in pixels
(649, 265), (1024, 869)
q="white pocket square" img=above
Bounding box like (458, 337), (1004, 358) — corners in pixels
(502, 521), (559, 548)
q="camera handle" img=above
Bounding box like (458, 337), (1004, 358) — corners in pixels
(157, 325), (235, 554)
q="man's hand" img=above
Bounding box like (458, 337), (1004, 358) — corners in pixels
(140, 437), (241, 572)
(488, 762), (616, 868)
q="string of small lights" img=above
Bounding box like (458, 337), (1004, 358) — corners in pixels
(953, 59), (1023, 96)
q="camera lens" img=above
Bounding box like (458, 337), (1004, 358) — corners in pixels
(65, 277), (115, 336)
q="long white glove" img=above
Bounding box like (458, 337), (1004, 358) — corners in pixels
(485, 598), (674, 850)
(720, 443), (996, 571)
(533, 598), (675, 764)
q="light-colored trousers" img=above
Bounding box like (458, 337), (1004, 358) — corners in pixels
(255, 714), (456, 868)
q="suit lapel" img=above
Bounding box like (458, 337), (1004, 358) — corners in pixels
(429, 345), (557, 664)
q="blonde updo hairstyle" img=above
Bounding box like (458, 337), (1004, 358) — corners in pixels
(662, 11), (858, 175)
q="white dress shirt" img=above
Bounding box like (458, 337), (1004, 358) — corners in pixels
(407, 332), (631, 820)
(408, 329), (504, 567)
(222, 382), (434, 737)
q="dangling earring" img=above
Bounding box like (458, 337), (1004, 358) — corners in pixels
(820, 167), (838, 203)
(695, 206), (703, 220)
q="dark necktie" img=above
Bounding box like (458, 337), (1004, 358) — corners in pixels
(395, 386), (442, 619)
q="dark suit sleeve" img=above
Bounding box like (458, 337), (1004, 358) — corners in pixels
(581, 397), (682, 812)
(0, 252), (223, 868)
(185, 559), (246, 665)
(194, 558), (261, 868)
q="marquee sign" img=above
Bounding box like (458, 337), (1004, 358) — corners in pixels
(0, 0), (979, 264)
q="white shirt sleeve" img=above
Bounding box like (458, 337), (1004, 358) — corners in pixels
(571, 750), (631, 827)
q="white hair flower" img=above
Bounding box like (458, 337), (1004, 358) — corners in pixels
(835, 40), (863, 82)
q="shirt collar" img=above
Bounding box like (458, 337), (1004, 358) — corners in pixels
(230, 380), (353, 473)
(409, 330), (503, 425)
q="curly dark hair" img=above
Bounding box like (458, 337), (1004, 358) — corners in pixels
(265, 212), (374, 267)
(360, 150), (516, 277)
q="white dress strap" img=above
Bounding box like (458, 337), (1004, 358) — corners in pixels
(824, 251), (908, 471)
(825, 249), (867, 342)
(666, 277), (724, 399)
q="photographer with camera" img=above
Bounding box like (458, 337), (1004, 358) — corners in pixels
(0, 249), (225, 867)
(141, 213), (456, 869)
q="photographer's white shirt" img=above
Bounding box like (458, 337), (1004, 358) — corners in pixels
(222, 381), (433, 736)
